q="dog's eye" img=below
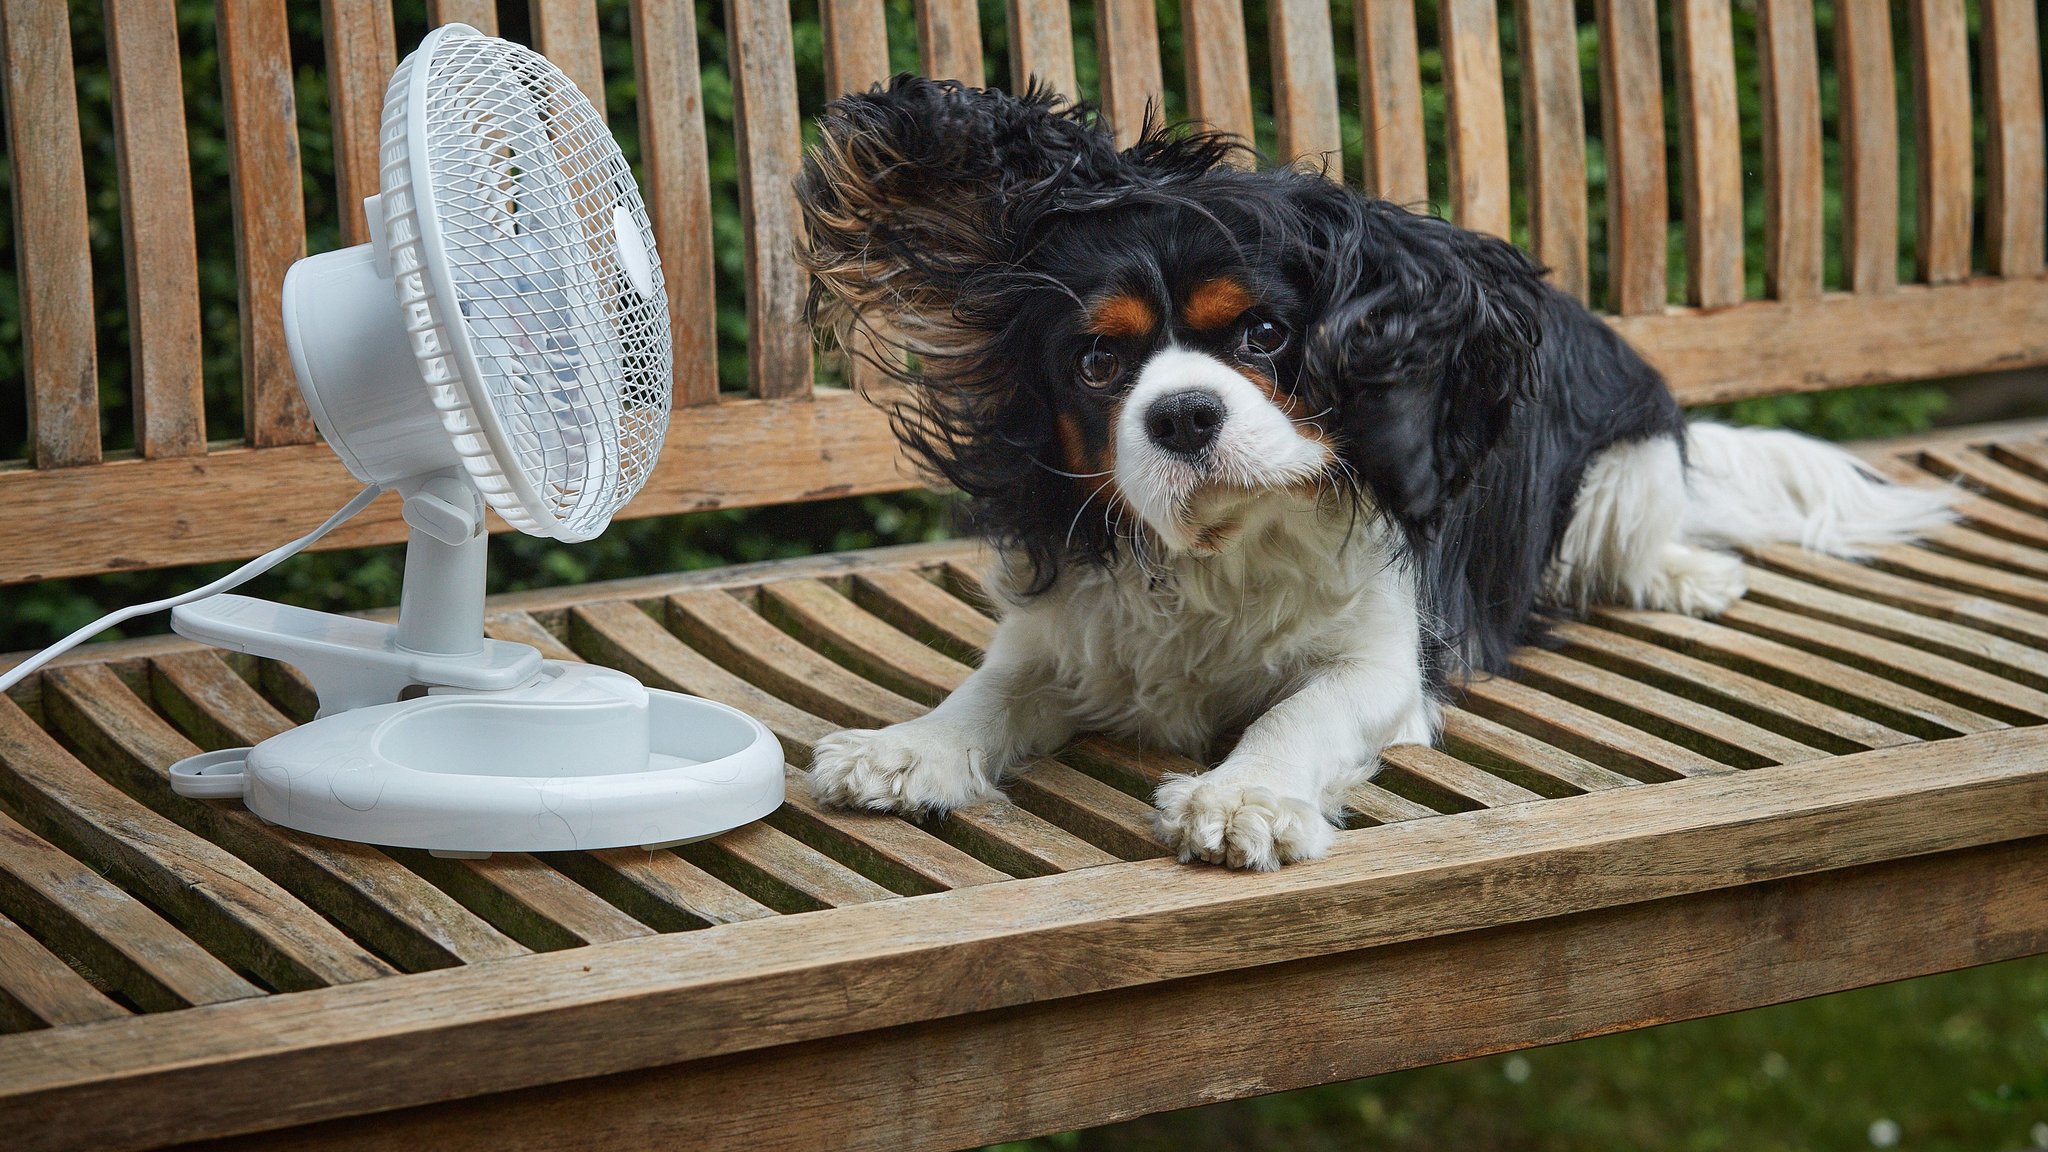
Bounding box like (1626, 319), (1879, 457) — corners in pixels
(1077, 348), (1122, 389)
(1240, 318), (1288, 357)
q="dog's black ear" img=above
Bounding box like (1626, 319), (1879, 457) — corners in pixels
(1297, 193), (1547, 531)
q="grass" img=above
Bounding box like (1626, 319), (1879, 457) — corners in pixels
(990, 953), (2048, 1152)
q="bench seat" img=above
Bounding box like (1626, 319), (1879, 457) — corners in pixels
(3, 419), (2047, 1151)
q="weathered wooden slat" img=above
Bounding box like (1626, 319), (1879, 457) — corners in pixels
(1914, 520), (2048, 583)
(1269, 0), (1342, 166)
(1006, 760), (1166, 860)
(1516, 0), (1589, 300)
(1006, 0), (1076, 96)
(0, 695), (391, 991)
(632, 0), (722, 407)
(1835, 0), (1898, 293)
(105, 0), (206, 458)
(0, 809), (258, 1013)
(321, 0), (397, 248)
(1747, 545), (2048, 655)
(11, 726), (2048, 1152)
(1343, 780), (1441, 824)
(399, 851), (655, 951)
(530, 0), (607, 114)
(218, 0), (313, 446)
(1596, 0), (1668, 314)
(1867, 542), (2048, 615)
(1380, 745), (1544, 809)
(428, 0), (499, 32)
(1460, 676), (1737, 781)
(1672, 0), (1743, 307)
(726, 0), (813, 397)
(550, 848), (779, 929)
(1979, 0), (2045, 277)
(1438, 708), (1641, 795)
(849, 568), (994, 664)
(1438, 0), (1510, 238)
(1909, 0), (1974, 283)
(1354, 0), (1428, 205)
(820, 0), (888, 95)
(682, 821), (899, 911)
(1093, 0), (1162, 147)
(916, 0), (984, 85)
(1756, 0), (1823, 300)
(1923, 444), (2048, 520)
(1181, 0), (1255, 143)
(1510, 647), (1826, 768)
(1, 0), (99, 468)
(0, 908), (127, 1030)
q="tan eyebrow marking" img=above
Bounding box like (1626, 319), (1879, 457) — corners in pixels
(1085, 293), (1157, 338)
(1183, 277), (1255, 331)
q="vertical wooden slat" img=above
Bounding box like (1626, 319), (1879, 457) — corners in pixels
(727, 0), (814, 398)
(1007, 0), (1076, 97)
(1671, 0), (1743, 306)
(428, 0), (499, 33)
(1439, 0), (1510, 238)
(1517, 0), (1589, 300)
(1094, 0), (1163, 147)
(1756, 0), (1824, 301)
(218, 0), (314, 446)
(821, 0), (889, 96)
(1355, 0), (1427, 205)
(530, 0), (606, 116)
(917, 0), (984, 86)
(105, 0), (206, 457)
(1835, 0), (1898, 293)
(1, 0), (99, 468)
(1596, 0), (1667, 315)
(633, 0), (721, 407)
(322, 0), (398, 248)
(1270, 0), (1343, 166)
(1908, 0), (1973, 283)
(1182, 0), (1255, 143)
(1980, 0), (2045, 277)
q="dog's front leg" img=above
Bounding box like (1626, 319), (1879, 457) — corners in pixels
(1154, 656), (1431, 870)
(807, 620), (1075, 816)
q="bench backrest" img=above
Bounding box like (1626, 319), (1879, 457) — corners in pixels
(2, 0), (2044, 586)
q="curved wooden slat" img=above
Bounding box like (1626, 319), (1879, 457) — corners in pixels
(1007, 0), (1077, 97)
(1756, 0), (1823, 300)
(632, 0), (722, 407)
(1510, 648), (1827, 768)
(321, 0), (397, 247)
(1909, 0), (1974, 283)
(726, 0), (814, 397)
(1182, 0), (1255, 144)
(1438, 0), (1510, 238)
(1439, 708), (1638, 794)
(1380, 745), (1544, 809)
(1747, 546), (2048, 655)
(1867, 543), (2048, 616)
(0, 909), (127, 1030)
(427, 0), (499, 32)
(1596, 0), (1667, 314)
(849, 567), (995, 664)
(1094, 0), (1163, 146)
(105, 0), (206, 458)
(917, 0), (984, 85)
(398, 851), (656, 950)
(1836, 0), (1899, 293)
(1672, 0), (1743, 306)
(1919, 444), (2048, 519)
(530, 0), (607, 115)
(1354, 0), (1428, 205)
(1, 0), (99, 468)
(1980, 0), (2046, 278)
(1516, 0), (1589, 300)
(681, 822), (899, 911)
(551, 848), (779, 929)
(1270, 0), (1342, 166)
(1343, 780), (1440, 824)
(1459, 676), (1737, 781)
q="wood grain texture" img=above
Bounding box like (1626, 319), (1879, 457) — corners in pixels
(1835, 0), (1899, 293)
(631, 0), (721, 407)
(916, 0), (984, 85)
(1979, 0), (2045, 277)
(397, 852), (655, 950)
(1182, 0), (1255, 144)
(1269, 0), (1343, 167)
(1439, 708), (1639, 794)
(427, 0), (498, 32)
(1516, 0), (1589, 299)
(0, 908), (126, 1030)
(1672, 0), (1744, 306)
(530, 0), (607, 115)
(1756, 0), (1823, 300)
(726, 0), (814, 397)
(9, 726), (2048, 1151)
(1596, 0), (1668, 314)
(1460, 675), (1736, 781)
(1093, 0), (1162, 147)
(320, 0), (397, 247)
(1438, 0), (1510, 238)
(1509, 647), (1826, 768)
(2, 0), (99, 467)
(820, 0), (889, 95)
(105, 0), (206, 457)
(1909, 0), (1974, 283)
(218, 0), (313, 446)
(1006, 0), (1076, 97)
(1354, 0), (1428, 205)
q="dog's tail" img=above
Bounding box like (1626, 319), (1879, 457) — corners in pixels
(1681, 422), (1955, 557)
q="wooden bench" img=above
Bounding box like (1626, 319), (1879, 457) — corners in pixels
(4, 1), (2048, 1148)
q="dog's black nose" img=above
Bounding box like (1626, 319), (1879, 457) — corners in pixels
(1145, 390), (1226, 457)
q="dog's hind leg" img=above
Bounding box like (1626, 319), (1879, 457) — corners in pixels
(1544, 434), (1748, 616)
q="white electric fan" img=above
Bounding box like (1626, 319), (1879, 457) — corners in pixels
(4, 24), (782, 855)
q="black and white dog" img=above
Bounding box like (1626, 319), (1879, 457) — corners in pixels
(793, 77), (1951, 870)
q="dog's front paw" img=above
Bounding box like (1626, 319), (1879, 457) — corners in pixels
(807, 723), (999, 816)
(1152, 775), (1334, 871)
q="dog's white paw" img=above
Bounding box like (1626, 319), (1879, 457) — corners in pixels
(806, 723), (998, 815)
(1643, 542), (1748, 617)
(1152, 775), (1335, 871)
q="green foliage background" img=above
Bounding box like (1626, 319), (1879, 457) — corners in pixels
(1, 0), (1956, 652)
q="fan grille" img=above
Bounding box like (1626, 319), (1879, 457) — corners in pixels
(387, 29), (672, 541)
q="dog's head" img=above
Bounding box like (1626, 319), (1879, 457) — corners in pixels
(798, 76), (1546, 589)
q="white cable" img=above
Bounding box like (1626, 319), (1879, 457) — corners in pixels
(0, 485), (384, 695)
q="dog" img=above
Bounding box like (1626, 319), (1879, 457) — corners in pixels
(791, 76), (1954, 870)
